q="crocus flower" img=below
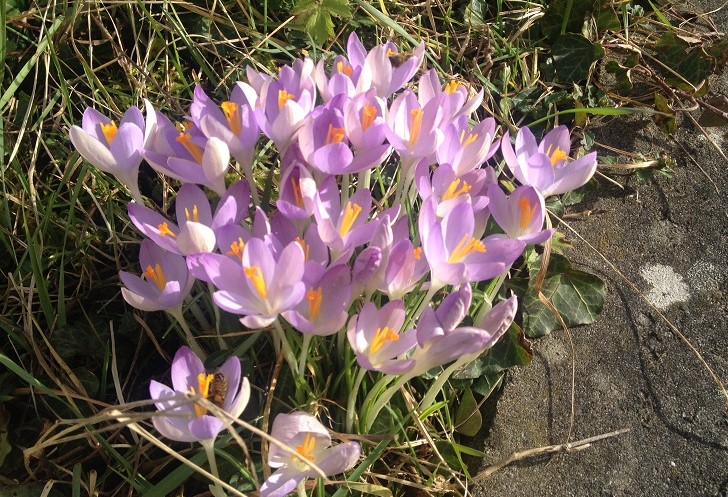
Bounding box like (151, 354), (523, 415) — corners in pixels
(380, 238), (429, 299)
(187, 238), (305, 328)
(314, 33), (373, 101)
(384, 90), (443, 166)
(68, 102), (154, 203)
(276, 151), (318, 220)
(149, 346), (250, 442)
(415, 162), (490, 218)
(144, 108), (231, 195)
(436, 115), (498, 176)
(487, 184), (553, 244)
(119, 239), (194, 312)
(364, 39), (425, 98)
(261, 412), (361, 497)
(418, 69), (483, 123)
(347, 300), (417, 374)
(408, 295), (517, 376)
(418, 199), (525, 289)
(501, 125), (597, 197)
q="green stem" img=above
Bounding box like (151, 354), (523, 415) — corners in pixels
(168, 307), (205, 359)
(418, 356), (469, 410)
(200, 439), (227, 497)
(242, 159), (260, 206)
(207, 282), (226, 350)
(298, 334), (312, 377)
(364, 373), (413, 431)
(296, 479), (307, 497)
(341, 173), (350, 205)
(273, 319), (298, 376)
(357, 169), (371, 192)
(346, 367), (368, 433)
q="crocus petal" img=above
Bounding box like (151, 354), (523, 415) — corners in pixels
(188, 415), (225, 440)
(171, 346), (205, 393)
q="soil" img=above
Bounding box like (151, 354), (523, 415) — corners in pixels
(472, 2), (728, 496)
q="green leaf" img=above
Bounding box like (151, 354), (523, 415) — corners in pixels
(292, 0), (351, 45)
(654, 93), (676, 134)
(594, 3), (621, 32)
(306, 9), (335, 45)
(0, 405), (11, 467)
(605, 60), (634, 94)
(654, 32), (712, 89)
(551, 34), (604, 83)
(345, 483), (393, 497)
(454, 387), (482, 436)
(522, 254), (605, 338)
(540, 0), (591, 39)
(453, 325), (533, 380)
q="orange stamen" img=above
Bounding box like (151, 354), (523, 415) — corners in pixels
(157, 222), (177, 238)
(221, 101), (241, 136)
(325, 123), (346, 145)
(338, 201), (362, 237)
(361, 104), (377, 131)
(444, 80), (460, 94)
(176, 132), (204, 163)
(278, 90), (295, 111)
(441, 178), (472, 201)
(226, 238), (245, 261)
(459, 130), (479, 147)
(291, 177), (304, 208)
(101, 121), (118, 145)
(408, 109), (424, 147)
(448, 233), (486, 263)
(336, 61), (353, 76)
(295, 236), (310, 261)
(193, 373), (214, 417)
(143, 264), (167, 291)
(306, 287), (323, 320)
(370, 326), (399, 353)
(518, 197), (535, 230)
(184, 205), (199, 222)
(545, 144), (569, 166)
(244, 266), (267, 300)
(413, 246), (422, 260)
(294, 433), (316, 462)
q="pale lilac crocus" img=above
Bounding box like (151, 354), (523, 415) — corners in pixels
(418, 69), (483, 123)
(415, 162), (490, 218)
(261, 412), (361, 497)
(128, 182), (249, 256)
(380, 238), (429, 299)
(347, 300), (417, 374)
(487, 184), (553, 244)
(343, 89), (391, 164)
(385, 90), (444, 166)
(365, 39), (425, 98)
(314, 33), (373, 101)
(144, 108), (230, 195)
(119, 239), (193, 312)
(436, 114), (498, 176)
(69, 101), (155, 203)
(418, 198), (525, 289)
(149, 346), (250, 442)
(276, 152), (317, 221)
(501, 125), (597, 197)
(282, 264), (351, 336)
(188, 239), (305, 328)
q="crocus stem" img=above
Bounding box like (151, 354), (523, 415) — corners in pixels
(341, 173), (350, 205)
(273, 319), (298, 376)
(169, 308), (205, 359)
(201, 439), (227, 497)
(365, 373), (413, 431)
(296, 479), (307, 497)
(208, 282), (226, 350)
(419, 356), (470, 410)
(188, 299), (212, 331)
(357, 169), (371, 192)
(298, 334), (312, 377)
(409, 284), (440, 325)
(243, 160), (260, 206)
(346, 367), (368, 433)
(474, 265), (512, 325)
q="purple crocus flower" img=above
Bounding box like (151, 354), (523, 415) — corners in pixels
(364, 39), (425, 98)
(436, 115), (498, 176)
(408, 295), (517, 376)
(68, 102), (154, 203)
(314, 33), (373, 101)
(415, 162), (490, 218)
(501, 125), (597, 197)
(487, 184), (553, 244)
(119, 239), (193, 312)
(128, 182), (249, 256)
(347, 300), (417, 374)
(282, 264), (351, 336)
(188, 239), (306, 328)
(418, 69), (483, 123)
(261, 412), (361, 497)
(189, 84), (259, 172)
(276, 151), (317, 221)
(384, 90), (443, 165)
(380, 238), (429, 299)
(144, 108), (231, 195)
(418, 198), (525, 289)
(149, 346), (250, 442)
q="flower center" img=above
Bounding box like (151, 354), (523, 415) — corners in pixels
(143, 264), (167, 291)
(408, 108), (424, 147)
(244, 266), (267, 300)
(278, 90), (295, 111)
(193, 373), (215, 417)
(441, 178), (472, 201)
(294, 433), (316, 462)
(448, 233), (486, 263)
(226, 238), (245, 261)
(221, 101), (241, 136)
(338, 201), (362, 237)
(306, 287), (323, 320)
(459, 130), (478, 147)
(361, 103), (377, 131)
(176, 132), (204, 163)
(325, 123), (346, 145)
(444, 80), (460, 94)
(295, 236), (310, 261)
(184, 205), (199, 223)
(336, 61), (353, 76)
(157, 222), (177, 238)
(101, 121), (118, 145)
(291, 177), (304, 208)
(518, 197), (535, 231)
(370, 326), (399, 354)
(545, 144), (569, 166)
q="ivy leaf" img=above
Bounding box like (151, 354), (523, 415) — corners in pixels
(292, 0), (351, 45)
(454, 387), (482, 436)
(454, 324), (533, 380)
(654, 93), (676, 134)
(540, 0), (591, 40)
(654, 32), (712, 89)
(551, 34), (604, 83)
(522, 253), (605, 338)
(605, 60), (634, 94)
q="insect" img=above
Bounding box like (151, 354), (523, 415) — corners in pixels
(208, 372), (228, 408)
(387, 49), (413, 68)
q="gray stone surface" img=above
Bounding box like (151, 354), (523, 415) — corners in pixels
(472, 2), (728, 495)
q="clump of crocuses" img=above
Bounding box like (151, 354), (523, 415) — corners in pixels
(70, 30), (598, 496)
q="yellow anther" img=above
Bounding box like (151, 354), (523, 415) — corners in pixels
(306, 287), (323, 320)
(244, 266), (267, 300)
(176, 132), (204, 163)
(361, 104), (377, 131)
(441, 178), (472, 201)
(101, 121), (118, 145)
(325, 123), (346, 145)
(338, 201), (362, 237)
(184, 205), (199, 222)
(221, 101), (241, 136)
(408, 109), (424, 147)
(444, 80), (460, 94)
(226, 238), (245, 261)
(459, 130), (479, 147)
(193, 373), (215, 417)
(336, 61), (353, 76)
(294, 433), (316, 462)
(518, 197), (535, 230)
(413, 246), (422, 260)
(295, 236), (310, 261)
(545, 144), (569, 166)
(370, 326), (399, 354)
(143, 264), (167, 291)
(448, 233), (486, 263)
(278, 90), (295, 111)
(157, 222), (177, 238)
(291, 178), (304, 208)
